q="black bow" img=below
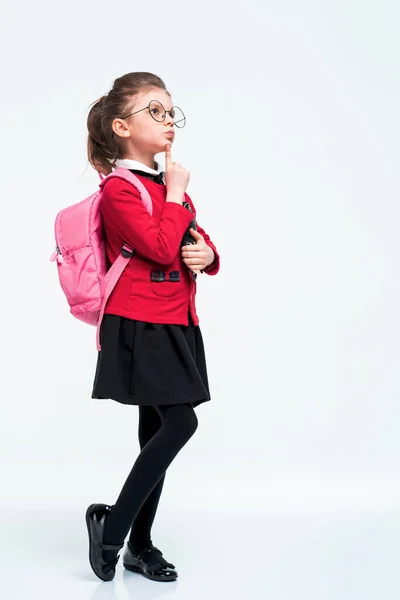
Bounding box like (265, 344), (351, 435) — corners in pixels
(128, 169), (165, 184)
(153, 171), (165, 184)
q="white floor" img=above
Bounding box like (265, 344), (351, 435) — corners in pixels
(2, 459), (400, 599)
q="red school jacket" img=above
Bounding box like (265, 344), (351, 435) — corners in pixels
(99, 174), (220, 326)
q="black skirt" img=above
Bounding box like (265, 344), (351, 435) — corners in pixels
(91, 310), (211, 407)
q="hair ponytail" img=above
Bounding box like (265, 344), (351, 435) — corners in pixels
(87, 95), (118, 176)
(87, 72), (170, 176)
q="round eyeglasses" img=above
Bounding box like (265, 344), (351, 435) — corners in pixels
(120, 100), (186, 128)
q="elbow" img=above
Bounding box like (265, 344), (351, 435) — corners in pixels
(142, 233), (179, 265)
(143, 244), (177, 265)
(151, 250), (177, 265)
(125, 241), (177, 265)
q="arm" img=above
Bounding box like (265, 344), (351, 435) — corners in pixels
(101, 177), (194, 265)
(196, 221), (220, 275)
(184, 193), (220, 276)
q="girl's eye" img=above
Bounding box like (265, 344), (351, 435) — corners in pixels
(151, 108), (160, 115)
(170, 108), (175, 118)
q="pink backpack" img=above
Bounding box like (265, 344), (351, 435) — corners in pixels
(50, 168), (153, 351)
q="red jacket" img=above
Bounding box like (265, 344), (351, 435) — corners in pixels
(100, 174), (220, 325)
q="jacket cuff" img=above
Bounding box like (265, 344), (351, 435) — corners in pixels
(203, 243), (220, 275)
(162, 201), (196, 234)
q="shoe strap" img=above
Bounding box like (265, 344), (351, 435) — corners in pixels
(135, 546), (175, 569)
(136, 545), (161, 561)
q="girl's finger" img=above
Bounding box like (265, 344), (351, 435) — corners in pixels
(187, 263), (204, 270)
(182, 249), (207, 258)
(184, 257), (204, 264)
(165, 143), (172, 169)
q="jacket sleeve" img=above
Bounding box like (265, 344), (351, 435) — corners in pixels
(196, 221), (220, 275)
(185, 194), (220, 276)
(101, 177), (195, 265)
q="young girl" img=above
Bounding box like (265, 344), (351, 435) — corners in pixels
(84, 72), (220, 582)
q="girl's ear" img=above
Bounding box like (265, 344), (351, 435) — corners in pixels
(112, 118), (131, 139)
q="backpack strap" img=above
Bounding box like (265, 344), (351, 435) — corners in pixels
(95, 167), (154, 351)
(99, 167), (154, 215)
(95, 244), (133, 350)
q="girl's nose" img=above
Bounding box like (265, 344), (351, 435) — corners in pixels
(164, 110), (174, 126)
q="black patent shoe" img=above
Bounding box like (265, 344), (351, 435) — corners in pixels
(85, 503), (124, 582)
(123, 543), (178, 581)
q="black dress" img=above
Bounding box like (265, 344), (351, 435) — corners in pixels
(91, 169), (211, 408)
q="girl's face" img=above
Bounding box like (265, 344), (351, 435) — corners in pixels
(112, 88), (177, 159)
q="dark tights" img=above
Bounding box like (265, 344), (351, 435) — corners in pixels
(102, 403), (198, 562)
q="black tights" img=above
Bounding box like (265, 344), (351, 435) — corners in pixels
(102, 403), (198, 560)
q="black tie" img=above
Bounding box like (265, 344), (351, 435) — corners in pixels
(128, 169), (165, 184)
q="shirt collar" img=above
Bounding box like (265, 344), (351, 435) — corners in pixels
(114, 158), (163, 176)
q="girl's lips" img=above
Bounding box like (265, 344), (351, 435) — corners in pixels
(165, 131), (175, 137)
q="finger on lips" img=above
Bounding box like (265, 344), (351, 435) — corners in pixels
(165, 143), (172, 164)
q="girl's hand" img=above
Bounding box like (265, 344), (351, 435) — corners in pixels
(181, 229), (215, 274)
(164, 143), (190, 194)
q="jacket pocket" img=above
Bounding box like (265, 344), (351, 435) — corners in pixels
(149, 269), (182, 298)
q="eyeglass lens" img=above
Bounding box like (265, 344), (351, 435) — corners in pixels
(149, 100), (186, 128)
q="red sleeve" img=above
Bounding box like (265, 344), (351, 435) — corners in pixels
(185, 194), (220, 276)
(196, 221), (220, 275)
(101, 177), (194, 265)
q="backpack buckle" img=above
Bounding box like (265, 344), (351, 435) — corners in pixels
(121, 243), (135, 258)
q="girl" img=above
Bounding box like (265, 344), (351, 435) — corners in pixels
(84, 72), (220, 582)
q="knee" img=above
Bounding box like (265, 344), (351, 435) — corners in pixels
(169, 404), (198, 440)
(185, 408), (198, 438)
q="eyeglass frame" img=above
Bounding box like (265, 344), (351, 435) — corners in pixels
(119, 99), (186, 128)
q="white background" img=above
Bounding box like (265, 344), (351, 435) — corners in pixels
(0, 0), (399, 598)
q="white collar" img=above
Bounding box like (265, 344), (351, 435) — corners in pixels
(114, 158), (163, 176)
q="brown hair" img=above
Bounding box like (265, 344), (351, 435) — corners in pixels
(87, 72), (170, 176)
